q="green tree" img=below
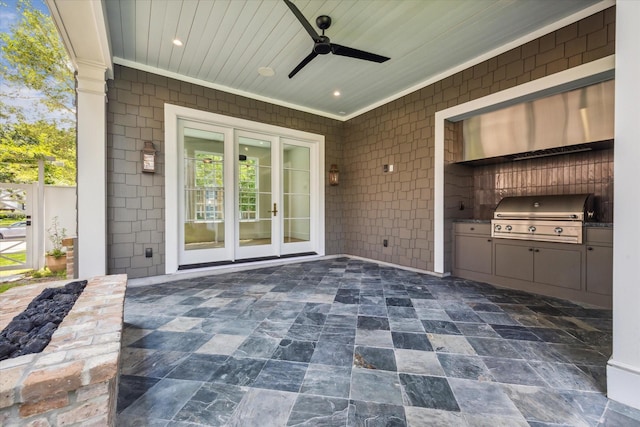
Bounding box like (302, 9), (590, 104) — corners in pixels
(0, 0), (75, 118)
(0, 0), (76, 185)
(0, 120), (75, 184)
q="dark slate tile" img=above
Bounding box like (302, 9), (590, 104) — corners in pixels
(482, 357), (547, 386)
(173, 383), (247, 426)
(285, 324), (323, 342)
(272, 339), (316, 363)
(252, 360), (308, 392)
(177, 296), (208, 306)
(166, 353), (229, 381)
(120, 348), (189, 379)
(447, 378), (522, 418)
(466, 302), (504, 313)
(232, 336), (280, 359)
(310, 341), (354, 367)
(318, 326), (356, 345)
(576, 364), (607, 392)
(528, 327), (583, 344)
(391, 332), (432, 351)
(294, 311), (327, 326)
(334, 293), (359, 304)
(398, 374), (460, 411)
(119, 378), (202, 420)
(128, 331), (213, 352)
(526, 305), (566, 316)
(357, 316), (390, 331)
(502, 383), (593, 425)
(209, 356), (266, 386)
(386, 297), (414, 307)
(300, 364), (351, 398)
(421, 320), (461, 335)
(350, 368), (404, 406)
(529, 361), (601, 391)
(124, 315), (173, 330)
(491, 324), (542, 341)
(455, 322), (500, 338)
(117, 375), (161, 413)
(466, 337), (523, 359)
(182, 307), (219, 318)
(444, 309), (484, 323)
(353, 346), (397, 371)
(437, 353), (493, 381)
(348, 400), (406, 427)
(324, 314), (358, 328)
(387, 306), (418, 319)
(287, 395), (349, 426)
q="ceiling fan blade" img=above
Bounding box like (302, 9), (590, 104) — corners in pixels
(283, 0), (322, 42)
(288, 51), (318, 78)
(331, 44), (390, 63)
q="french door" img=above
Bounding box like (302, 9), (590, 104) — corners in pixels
(177, 119), (318, 267)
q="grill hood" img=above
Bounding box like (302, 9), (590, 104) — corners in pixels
(461, 80), (614, 165)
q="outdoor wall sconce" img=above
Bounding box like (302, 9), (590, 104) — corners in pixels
(142, 141), (157, 173)
(329, 164), (339, 186)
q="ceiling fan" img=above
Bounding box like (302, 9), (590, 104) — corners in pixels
(283, 0), (390, 78)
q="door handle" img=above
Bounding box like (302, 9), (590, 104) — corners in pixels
(269, 203), (278, 216)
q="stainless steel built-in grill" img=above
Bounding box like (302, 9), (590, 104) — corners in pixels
(491, 194), (594, 244)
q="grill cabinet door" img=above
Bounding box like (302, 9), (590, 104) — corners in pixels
(494, 242), (534, 281)
(533, 246), (582, 290)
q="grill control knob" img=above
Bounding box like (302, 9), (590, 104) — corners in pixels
(554, 227), (563, 234)
(494, 225), (502, 231)
(506, 225), (512, 231)
(528, 226), (537, 233)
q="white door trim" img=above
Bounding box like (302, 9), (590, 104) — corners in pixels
(165, 103), (325, 274)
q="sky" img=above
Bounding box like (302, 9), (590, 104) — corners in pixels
(0, 0), (72, 124)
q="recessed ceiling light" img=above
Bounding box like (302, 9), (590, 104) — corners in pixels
(333, 90), (341, 97)
(173, 39), (183, 46)
(258, 67), (275, 77)
(339, 111), (346, 115)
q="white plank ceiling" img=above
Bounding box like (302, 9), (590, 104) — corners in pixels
(104, 0), (606, 119)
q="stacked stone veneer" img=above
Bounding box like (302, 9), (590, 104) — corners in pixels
(0, 275), (127, 426)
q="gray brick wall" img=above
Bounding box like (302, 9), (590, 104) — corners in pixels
(106, 69), (344, 278)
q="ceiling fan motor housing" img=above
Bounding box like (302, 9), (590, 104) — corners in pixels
(314, 36), (332, 54)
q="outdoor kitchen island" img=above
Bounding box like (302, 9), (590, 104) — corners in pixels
(452, 220), (613, 308)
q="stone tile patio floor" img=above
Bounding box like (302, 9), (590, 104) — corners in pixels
(116, 258), (640, 426)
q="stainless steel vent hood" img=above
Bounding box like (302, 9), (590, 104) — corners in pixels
(461, 80), (614, 164)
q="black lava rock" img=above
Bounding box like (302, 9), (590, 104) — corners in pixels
(0, 280), (87, 361)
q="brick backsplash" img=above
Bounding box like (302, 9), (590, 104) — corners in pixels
(473, 148), (614, 222)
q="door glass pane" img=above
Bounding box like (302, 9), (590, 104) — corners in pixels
(238, 137), (271, 247)
(184, 128), (225, 251)
(283, 144), (310, 243)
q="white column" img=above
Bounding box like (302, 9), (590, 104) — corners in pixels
(607, 0), (640, 411)
(76, 61), (107, 278)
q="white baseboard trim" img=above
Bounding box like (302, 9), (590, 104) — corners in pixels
(343, 254), (449, 278)
(607, 359), (640, 410)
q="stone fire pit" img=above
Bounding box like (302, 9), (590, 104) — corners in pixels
(0, 275), (127, 426)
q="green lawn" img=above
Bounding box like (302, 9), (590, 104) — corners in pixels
(0, 251), (27, 267)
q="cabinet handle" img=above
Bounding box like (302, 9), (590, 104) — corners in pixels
(534, 249), (540, 253)
(487, 239), (492, 242)
(528, 248), (534, 252)
(587, 247), (594, 251)
(470, 227), (475, 231)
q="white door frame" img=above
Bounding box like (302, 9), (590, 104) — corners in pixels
(165, 104), (325, 274)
